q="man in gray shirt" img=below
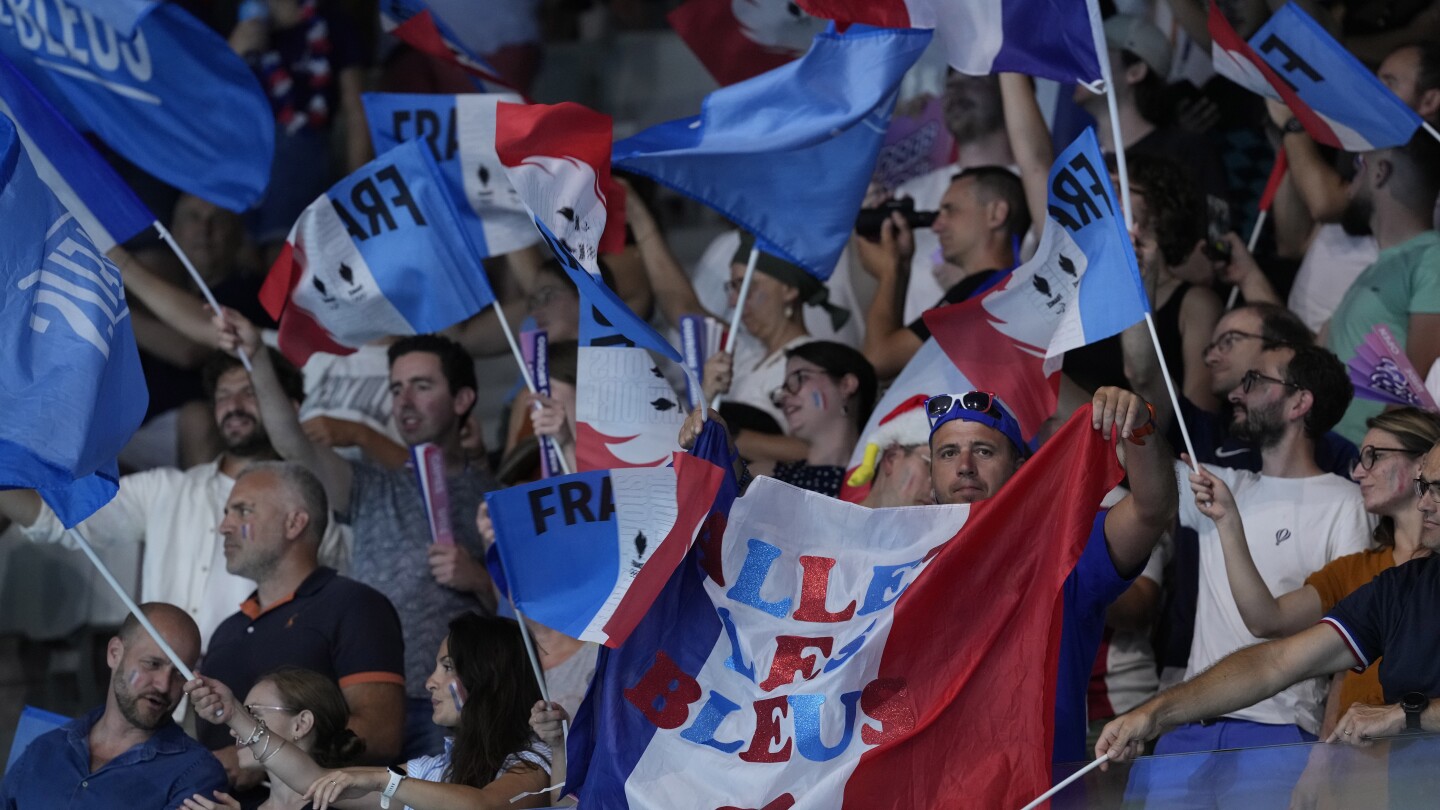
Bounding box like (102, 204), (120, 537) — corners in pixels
(216, 311), (496, 759)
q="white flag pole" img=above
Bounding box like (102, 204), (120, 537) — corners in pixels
(67, 528), (196, 683)
(492, 297), (573, 475)
(1424, 121), (1440, 145)
(153, 221), (252, 373)
(1225, 210), (1268, 309)
(508, 599), (568, 745)
(713, 246), (759, 410)
(1085, 0), (1198, 470)
(1018, 755), (1111, 810)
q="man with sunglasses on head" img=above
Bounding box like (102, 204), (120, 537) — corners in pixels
(1154, 343), (1371, 760)
(926, 385), (1178, 763)
(1100, 442), (1440, 764)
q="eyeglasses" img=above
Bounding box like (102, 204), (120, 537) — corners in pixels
(925, 391), (1003, 427)
(1416, 475), (1440, 501)
(1353, 445), (1417, 471)
(769, 369), (817, 407)
(245, 704), (297, 715)
(1204, 330), (1263, 356)
(1240, 370), (1300, 394)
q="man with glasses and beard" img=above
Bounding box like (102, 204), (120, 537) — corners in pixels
(1157, 343), (1371, 755)
(925, 386), (1177, 763)
(0, 351), (345, 653)
(0, 603), (225, 807)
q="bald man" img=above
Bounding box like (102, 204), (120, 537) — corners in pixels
(0, 603), (225, 808)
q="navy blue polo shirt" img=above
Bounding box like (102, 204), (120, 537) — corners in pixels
(0, 706), (225, 809)
(1324, 554), (1440, 703)
(197, 566), (405, 749)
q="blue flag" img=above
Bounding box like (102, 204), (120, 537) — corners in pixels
(612, 26), (931, 279)
(0, 2), (274, 211)
(65, 1), (157, 38)
(362, 92), (539, 258)
(0, 115), (148, 527)
(0, 54), (152, 251)
(1248, 3), (1421, 150)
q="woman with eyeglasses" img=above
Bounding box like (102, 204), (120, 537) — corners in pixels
(1187, 406), (1440, 735)
(183, 668), (366, 810)
(186, 613), (552, 810)
(748, 341), (877, 497)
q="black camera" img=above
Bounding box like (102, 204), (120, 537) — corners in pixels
(855, 198), (937, 241)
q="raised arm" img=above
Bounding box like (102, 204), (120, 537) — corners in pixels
(212, 308), (354, 512)
(856, 217), (922, 380)
(1188, 461), (1325, 638)
(999, 72), (1053, 239)
(108, 244), (220, 349)
(623, 179), (715, 327)
(1269, 100), (1347, 223)
(1094, 388), (1179, 577)
(305, 765), (551, 810)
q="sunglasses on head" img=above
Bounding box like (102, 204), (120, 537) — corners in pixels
(926, 391), (1002, 427)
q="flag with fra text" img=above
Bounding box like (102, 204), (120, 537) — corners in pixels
(259, 139), (496, 367)
(613, 26), (931, 280)
(796, 0), (1102, 84)
(0, 115), (147, 527)
(924, 128), (1148, 438)
(567, 407), (1122, 808)
(1211, 2), (1420, 150)
(0, 2), (273, 210)
(486, 420), (734, 647)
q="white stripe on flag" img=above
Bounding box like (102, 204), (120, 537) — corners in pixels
(579, 467), (683, 644)
(0, 100), (118, 251)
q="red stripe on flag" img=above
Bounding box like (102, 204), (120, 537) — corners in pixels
(794, 0), (914, 29)
(261, 242), (354, 366)
(258, 241), (301, 323)
(599, 452), (726, 647)
(1208, 5), (1343, 148)
(391, 10), (523, 96)
(841, 406), (1124, 808)
(922, 297), (1059, 440)
(668, 0), (807, 86)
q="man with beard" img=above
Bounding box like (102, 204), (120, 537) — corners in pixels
(0, 603), (225, 807)
(1324, 132), (1440, 444)
(199, 462), (404, 794)
(1157, 343), (1371, 754)
(0, 352), (344, 651)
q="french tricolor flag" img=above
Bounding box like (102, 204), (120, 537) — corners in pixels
(566, 408), (1123, 808)
(668, 0), (827, 87)
(379, 0), (519, 93)
(923, 128), (1149, 439)
(259, 139), (496, 366)
(796, 0), (1103, 84)
(1211, 2), (1421, 151)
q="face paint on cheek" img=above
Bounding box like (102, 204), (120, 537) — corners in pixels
(813, 391), (826, 410)
(241, 524), (250, 541)
(129, 669), (144, 690)
(449, 682), (465, 712)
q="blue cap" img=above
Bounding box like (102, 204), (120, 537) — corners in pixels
(925, 392), (1028, 459)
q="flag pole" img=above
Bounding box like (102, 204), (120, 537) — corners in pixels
(508, 598), (568, 745)
(66, 528), (197, 684)
(492, 297), (573, 476)
(1225, 210), (1268, 309)
(1018, 755), (1110, 810)
(153, 221), (252, 373)
(713, 246), (759, 410)
(1227, 151), (1287, 309)
(1425, 121), (1440, 145)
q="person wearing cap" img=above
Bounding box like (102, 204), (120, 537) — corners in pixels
(926, 385), (1177, 763)
(1076, 14), (1228, 206)
(847, 394), (937, 508)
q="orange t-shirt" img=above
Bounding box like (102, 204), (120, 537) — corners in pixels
(1306, 547), (1396, 712)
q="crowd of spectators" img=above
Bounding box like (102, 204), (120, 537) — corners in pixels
(4, 0), (1440, 806)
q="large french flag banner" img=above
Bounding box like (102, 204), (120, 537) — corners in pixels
(362, 92), (540, 258)
(0, 115), (147, 528)
(797, 0), (1102, 85)
(495, 100), (690, 471)
(567, 407), (1123, 808)
(0, 54), (152, 252)
(258, 139), (496, 367)
(1210, 3), (1420, 151)
(0, 1), (273, 211)
(379, 0), (516, 92)
(667, 0), (827, 87)
(923, 128), (1148, 439)
(613, 26), (931, 280)
(486, 422), (733, 647)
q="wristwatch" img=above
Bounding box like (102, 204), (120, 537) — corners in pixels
(1282, 117), (1306, 135)
(1401, 692), (1429, 732)
(380, 766), (406, 809)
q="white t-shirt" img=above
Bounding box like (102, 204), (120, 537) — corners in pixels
(1177, 462), (1373, 733)
(1289, 223), (1378, 333)
(299, 344), (403, 462)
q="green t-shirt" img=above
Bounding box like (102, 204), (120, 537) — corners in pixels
(1327, 231), (1440, 443)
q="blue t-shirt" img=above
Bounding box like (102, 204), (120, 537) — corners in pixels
(1055, 510), (1136, 764)
(1324, 554), (1440, 702)
(0, 706), (226, 809)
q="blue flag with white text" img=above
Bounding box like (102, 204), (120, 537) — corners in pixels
(612, 26), (931, 279)
(0, 116), (147, 527)
(65, 1), (157, 38)
(0, 54), (152, 251)
(0, 2), (274, 211)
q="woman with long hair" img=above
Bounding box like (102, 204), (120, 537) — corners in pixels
(184, 668), (367, 810)
(186, 613), (551, 809)
(1187, 407), (1440, 734)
